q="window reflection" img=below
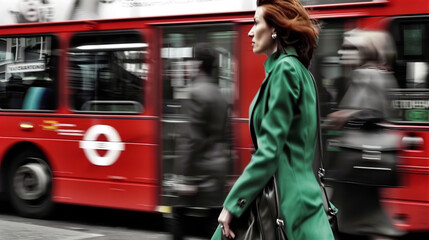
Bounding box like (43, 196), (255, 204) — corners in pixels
(69, 31), (146, 113)
(0, 36), (57, 111)
(160, 24), (235, 204)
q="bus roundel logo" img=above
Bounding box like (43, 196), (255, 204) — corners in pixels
(79, 125), (125, 166)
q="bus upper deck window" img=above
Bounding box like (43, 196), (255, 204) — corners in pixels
(68, 31), (146, 114)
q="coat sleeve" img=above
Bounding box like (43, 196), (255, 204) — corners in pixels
(223, 59), (301, 217)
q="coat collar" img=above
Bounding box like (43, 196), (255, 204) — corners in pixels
(264, 46), (298, 76)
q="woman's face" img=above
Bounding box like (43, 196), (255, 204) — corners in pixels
(18, 0), (40, 22)
(248, 6), (277, 56)
(338, 38), (363, 67)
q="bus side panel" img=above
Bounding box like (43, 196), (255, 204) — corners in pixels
(382, 130), (429, 231)
(234, 23), (266, 169)
(53, 177), (158, 212)
(0, 116), (160, 211)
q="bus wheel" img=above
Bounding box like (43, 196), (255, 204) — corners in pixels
(7, 150), (54, 218)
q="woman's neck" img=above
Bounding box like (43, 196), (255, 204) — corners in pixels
(265, 45), (278, 56)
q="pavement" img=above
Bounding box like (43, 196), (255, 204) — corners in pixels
(0, 220), (103, 240)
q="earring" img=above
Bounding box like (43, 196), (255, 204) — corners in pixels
(272, 33), (277, 40)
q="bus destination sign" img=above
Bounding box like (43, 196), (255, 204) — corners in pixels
(389, 90), (429, 122)
(7, 62), (46, 74)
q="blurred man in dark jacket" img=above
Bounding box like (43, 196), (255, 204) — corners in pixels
(170, 43), (231, 240)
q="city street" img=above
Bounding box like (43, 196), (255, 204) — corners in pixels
(1, 1), (429, 240)
(1, 199), (429, 240)
(0, 200), (207, 240)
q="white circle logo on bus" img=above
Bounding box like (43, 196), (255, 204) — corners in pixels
(79, 125), (125, 166)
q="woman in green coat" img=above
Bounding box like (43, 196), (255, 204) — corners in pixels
(212, 0), (334, 239)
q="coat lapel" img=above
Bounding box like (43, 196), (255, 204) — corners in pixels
(249, 47), (297, 150)
(249, 72), (271, 150)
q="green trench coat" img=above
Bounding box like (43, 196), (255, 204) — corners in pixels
(212, 47), (334, 240)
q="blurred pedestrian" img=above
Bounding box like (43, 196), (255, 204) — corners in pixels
(326, 29), (405, 240)
(326, 29), (399, 128)
(213, 0), (334, 239)
(171, 43), (231, 240)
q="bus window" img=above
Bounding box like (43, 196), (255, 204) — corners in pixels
(161, 25), (235, 115)
(160, 24), (235, 204)
(69, 31), (146, 114)
(388, 18), (429, 122)
(390, 19), (429, 88)
(0, 35), (57, 111)
(403, 24), (424, 57)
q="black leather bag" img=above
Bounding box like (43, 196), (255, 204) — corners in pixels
(324, 127), (401, 187)
(222, 176), (287, 240)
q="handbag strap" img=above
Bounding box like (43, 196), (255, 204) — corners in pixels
(309, 72), (337, 218)
(272, 175), (288, 238)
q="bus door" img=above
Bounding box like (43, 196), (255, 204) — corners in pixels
(159, 23), (235, 208)
(53, 28), (160, 211)
(380, 16), (429, 231)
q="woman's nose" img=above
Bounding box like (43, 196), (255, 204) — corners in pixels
(248, 27), (254, 38)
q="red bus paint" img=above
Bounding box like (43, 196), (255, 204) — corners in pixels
(0, 0), (427, 232)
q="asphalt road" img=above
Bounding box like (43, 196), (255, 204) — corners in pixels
(0, 200), (209, 240)
(0, 199), (428, 240)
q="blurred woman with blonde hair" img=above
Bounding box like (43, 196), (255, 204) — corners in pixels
(327, 29), (405, 240)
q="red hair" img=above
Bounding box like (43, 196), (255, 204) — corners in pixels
(257, 0), (319, 68)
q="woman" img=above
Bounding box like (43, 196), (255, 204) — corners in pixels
(327, 30), (405, 240)
(327, 29), (399, 128)
(212, 0), (334, 239)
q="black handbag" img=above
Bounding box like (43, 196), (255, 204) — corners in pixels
(324, 126), (401, 187)
(221, 176), (287, 240)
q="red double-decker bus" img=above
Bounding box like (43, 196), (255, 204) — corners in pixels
(0, 0), (427, 234)
(0, 0), (257, 219)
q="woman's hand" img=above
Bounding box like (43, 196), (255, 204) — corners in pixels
(325, 109), (361, 129)
(218, 207), (235, 239)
